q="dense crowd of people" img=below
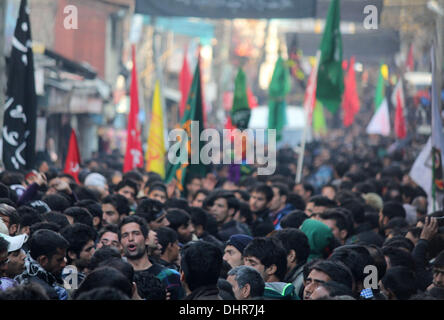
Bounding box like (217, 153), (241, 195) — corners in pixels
(0, 127), (444, 301)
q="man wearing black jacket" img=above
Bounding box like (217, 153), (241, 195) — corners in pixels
(249, 184), (274, 237)
(204, 190), (250, 242)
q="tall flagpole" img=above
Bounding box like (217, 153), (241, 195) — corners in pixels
(296, 51), (321, 184)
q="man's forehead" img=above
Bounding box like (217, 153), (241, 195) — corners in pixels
(53, 248), (66, 257)
(214, 197), (228, 204)
(252, 192), (265, 199)
(244, 255), (262, 264)
(121, 222), (142, 232)
(102, 203), (117, 210)
(309, 269), (331, 281)
(101, 231), (118, 239)
(225, 245), (240, 253)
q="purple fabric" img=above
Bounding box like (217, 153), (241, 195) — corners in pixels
(228, 164), (241, 184)
(0, 277), (18, 291)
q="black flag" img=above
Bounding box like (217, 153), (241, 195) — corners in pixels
(2, 0), (37, 171)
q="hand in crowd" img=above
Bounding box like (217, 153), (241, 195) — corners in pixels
(202, 173), (217, 191)
(420, 217), (439, 241)
(35, 172), (47, 186)
(47, 178), (72, 195)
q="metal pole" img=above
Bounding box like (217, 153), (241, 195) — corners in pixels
(296, 50), (321, 184)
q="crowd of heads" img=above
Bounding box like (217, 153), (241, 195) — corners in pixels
(0, 129), (444, 301)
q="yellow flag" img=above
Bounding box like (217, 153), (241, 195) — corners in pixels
(145, 81), (166, 178)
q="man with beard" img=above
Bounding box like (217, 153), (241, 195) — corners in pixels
(165, 209), (196, 245)
(204, 190), (251, 242)
(60, 223), (97, 285)
(15, 229), (69, 300)
(119, 215), (184, 300)
(249, 184), (275, 237)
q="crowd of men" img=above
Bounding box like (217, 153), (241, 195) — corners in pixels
(0, 129), (444, 300)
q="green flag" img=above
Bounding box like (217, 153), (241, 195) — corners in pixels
(231, 67), (251, 130)
(313, 101), (327, 136)
(316, 0), (344, 114)
(165, 58), (207, 194)
(268, 56), (291, 141)
(374, 64), (385, 111)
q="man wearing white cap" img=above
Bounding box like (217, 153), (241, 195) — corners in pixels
(84, 172), (109, 199)
(0, 233), (28, 279)
(0, 232), (28, 291)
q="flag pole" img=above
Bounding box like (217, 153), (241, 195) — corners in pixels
(296, 105), (309, 184)
(296, 51), (321, 184)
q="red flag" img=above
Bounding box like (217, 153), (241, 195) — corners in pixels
(247, 87), (258, 109)
(342, 56), (360, 127)
(123, 44), (143, 173)
(303, 58), (319, 125)
(393, 79), (407, 139)
(406, 43), (414, 72)
(179, 46), (192, 119)
(64, 129), (81, 183)
(224, 116), (236, 130)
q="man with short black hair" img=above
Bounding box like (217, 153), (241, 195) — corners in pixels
(156, 227), (180, 271)
(273, 228), (310, 299)
(189, 207), (224, 249)
(15, 229), (69, 300)
(101, 194), (130, 227)
(379, 266), (417, 300)
(180, 240), (222, 300)
(305, 195), (337, 218)
(166, 208), (195, 245)
(249, 184), (275, 237)
(96, 224), (122, 253)
(379, 201), (406, 231)
(61, 223), (97, 280)
(309, 281), (354, 300)
(135, 198), (169, 230)
(145, 182), (168, 204)
(75, 200), (103, 231)
(318, 209), (353, 245)
(204, 190), (250, 241)
(63, 206), (93, 227)
(243, 237), (296, 300)
(294, 182), (314, 203)
(191, 189), (209, 208)
(302, 260), (354, 300)
(119, 215), (184, 300)
(269, 183), (294, 230)
(116, 179), (139, 210)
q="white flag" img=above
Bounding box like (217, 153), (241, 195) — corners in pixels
(366, 98), (391, 136)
